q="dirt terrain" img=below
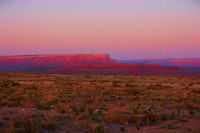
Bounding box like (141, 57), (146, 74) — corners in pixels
(0, 72), (200, 133)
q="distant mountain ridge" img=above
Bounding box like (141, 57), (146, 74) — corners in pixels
(0, 54), (199, 76)
(117, 58), (200, 68)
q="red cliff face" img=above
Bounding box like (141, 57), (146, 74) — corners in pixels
(118, 58), (200, 68)
(0, 54), (118, 70)
(0, 54), (199, 76)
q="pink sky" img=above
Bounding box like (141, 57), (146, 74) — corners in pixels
(0, 0), (200, 59)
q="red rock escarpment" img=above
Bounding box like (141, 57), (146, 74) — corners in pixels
(0, 54), (118, 70)
(0, 54), (199, 76)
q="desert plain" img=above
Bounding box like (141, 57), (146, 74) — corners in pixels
(0, 72), (200, 133)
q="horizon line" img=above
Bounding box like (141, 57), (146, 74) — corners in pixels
(0, 53), (199, 60)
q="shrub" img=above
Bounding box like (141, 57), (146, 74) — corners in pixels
(160, 112), (169, 121)
(47, 123), (56, 130)
(12, 129), (24, 133)
(23, 116), (41, 133)
(72, 106), (78, 115)
(120, 127), (125, 132)
(0, 121), (4, 127)
(96, 124), (105, 133)
(88, 108), (93, 115)
(133, 108), (138, 114)
(189, 110), (195, 115)
(178, 118), (188, 122)
(144, 112), (159, 123)
(136, 125), (140, 130)
(127, 115), (140, 124)
(38, 104), (43, 110)
(143, 110), (148, 114)
(62, 109), (66, 113)
(167, 123), (179, 129)
(100, 107), (109, 111)
(130, 89), (141, 95)
(12, 82), (21, 86)
(14, 122), (22, 128)
(7, 103), (12, 107)
(80, 106), (85, 112)
(188, 83), (194, 86)
(170, 111), (176, 119)
(2, 81), (9, 88)
(112, 81), (120, 87)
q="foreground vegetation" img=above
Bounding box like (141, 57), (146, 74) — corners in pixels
(0, 72), (200, 133)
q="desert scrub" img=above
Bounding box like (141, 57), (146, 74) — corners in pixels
(55, 103), (69, 113)
(112, 81), (120, 87)
(189, 110), (195, 115)
(62, 109), (66, 113)
(38, 104), (43, 110)
(80, 106), (85, 112)
(47, 123), (56, 130)
(170, 111), (176, 119)
(1, 81), (10, 88)
(160, 112), (169, 121)
(72, 106), (78, 115)
(7, 103), (13, 107)
(23, 116), (41, 133)
(0, 121), (4, 127)
(129, 89), (141, 95)
(136, 125), (140, 130)
(0, 73), (200, 132)
(96, 124), (105, 133)
(161, 123), (179, 129)
(127, 115), (140, 124)
(12, 82), (21, 86)
(188, 83), (194, 86)
(144, 112), (159, 123)
(100, 107), (109, 111)
(103, 109), (124, 123)
(120, 127), (125, 132)
(14, 121), (22, 128)
(178, 117), (188, 122)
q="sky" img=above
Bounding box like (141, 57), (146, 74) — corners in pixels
(0, 0), (200, 60)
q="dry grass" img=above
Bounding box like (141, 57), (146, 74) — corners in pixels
(0, 72), (200, 132)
